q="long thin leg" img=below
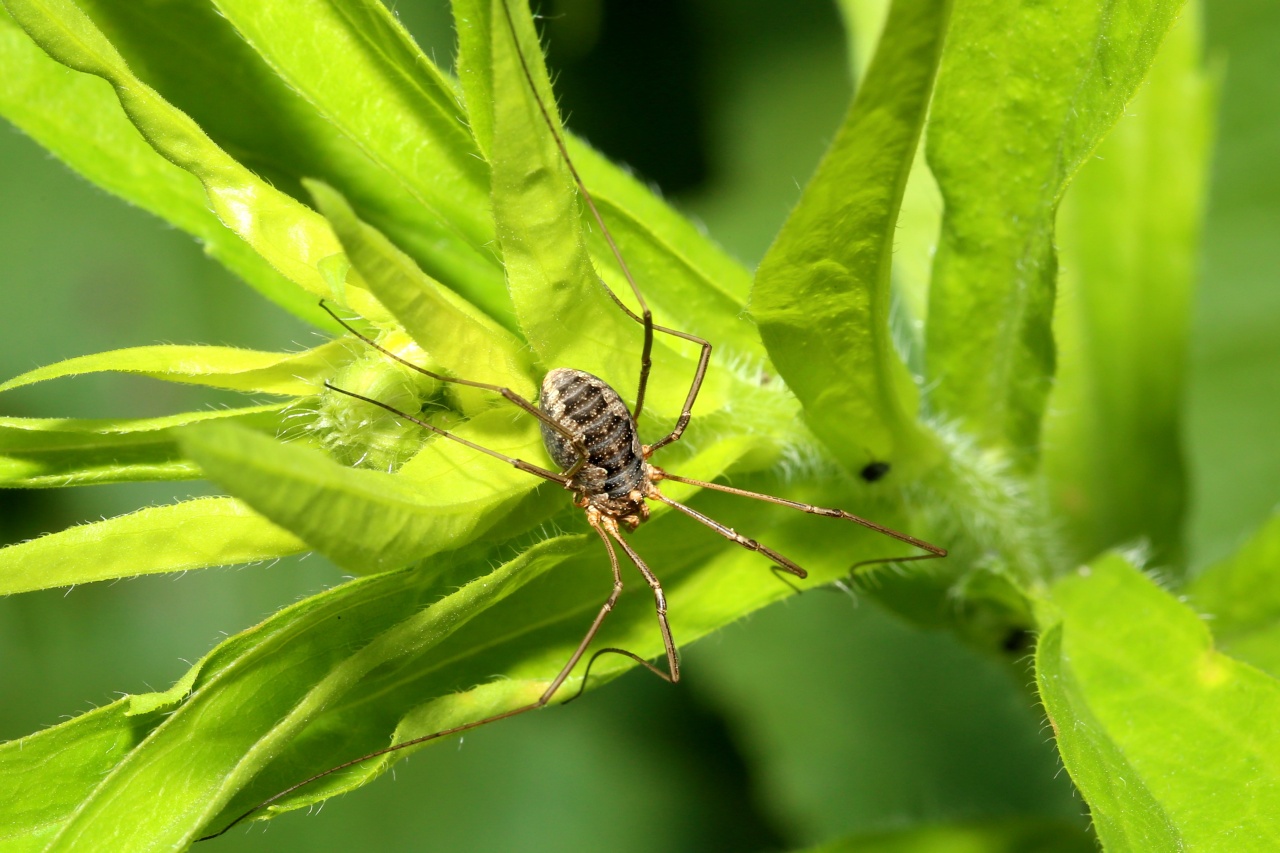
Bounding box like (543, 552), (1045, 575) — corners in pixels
(498, 0), (714, 440)
(652, 469), (948, 567)
(648, 489), (809, 579)
(564, 525), (681, 703)
(324, 383), (569, 486)
(321, 300), (590, 479)
(608, 525), (680, 683)
(198, 519), (628, 842)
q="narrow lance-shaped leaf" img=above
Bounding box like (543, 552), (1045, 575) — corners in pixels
(307, 180), (537, 402)
(0, 7), (326, 327)
(205, 0), (513, 324)
(453, 0), (761, 356)
(2, 0), (388, 323)
(0, 404), (286, 488)
(925, 0), (1182, 462)
(0, 496), (305, 594)
(479, 0), (701, 421)
(1035, 553), (1280, 850)
(752, 0), (951, 475)
(47, 536), (579, 851)
(179, 417), (550, 575)
(1043, 10), (1213, 569)
(0, 339), (354, 397)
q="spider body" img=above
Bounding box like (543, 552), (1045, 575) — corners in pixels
(540, 367), (650, 529)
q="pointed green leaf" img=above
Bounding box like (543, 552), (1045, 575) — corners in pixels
(203, 0), (513, 325)
(0, 340), (353, 397)
(485, 0), (628, 378)
(482, 0), (703, 422)
(752, 0), (950, 475)
(1188, 509), (1280, 677)
(179, 417), (550, 574)
(925, 0), (1182, 461)
(1036, 553), (1280, 850)
(46, 536), (578, 851)
(453, 0), (494, 155)
(0, 7), (325, 326)
(0, 404), (285, 488)
(307, 180), (536, 400)
(0, 497), (304, 594)
(1044, 11), (1213, 569)
(2, 0), (387, 322)
(454, 0), (760, 356)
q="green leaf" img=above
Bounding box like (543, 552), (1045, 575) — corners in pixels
(1044, 10), (1213, 569)
(0, 6), (326, 327)
(0, 340), (353, 397)
(925, 0), (1182, 462)
(179, 417), (550, 574)
(307, 180), (537, 401)
(752, 0), (950, 475)
(24, 466), (874, 846)
(454, 0), (761, 357)
(805, 818), (1095, 853)
(0, 496), (304, 594)
(0, 699), (162, 852)
(0, 404), (285, 488)
(1187, 509), (1280, 677)
(2, 0), (387, 322)
(480, 0), (704, 422)
(204, 0), (513, 325)
(44, 536), (578, 851)
(1036, 552), (1280, 850)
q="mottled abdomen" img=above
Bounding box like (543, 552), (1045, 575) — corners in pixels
(540, 368), (645, 498)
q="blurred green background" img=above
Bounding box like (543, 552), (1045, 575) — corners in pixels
(1, 0), (1276, 850)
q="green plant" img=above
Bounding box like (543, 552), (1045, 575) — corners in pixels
(1, 0), (1277, 851)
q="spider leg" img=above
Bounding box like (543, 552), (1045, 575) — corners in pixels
(321, 300), (590, 479)
(653, 469), (947, 565)
(648, 488), (809, 579)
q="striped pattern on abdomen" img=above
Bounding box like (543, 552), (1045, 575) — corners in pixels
(539, 368), (645, 498)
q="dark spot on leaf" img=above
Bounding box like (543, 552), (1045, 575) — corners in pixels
(860, 461), (890, 482)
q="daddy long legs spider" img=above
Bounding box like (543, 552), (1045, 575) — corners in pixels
(199, 0), (945, 840)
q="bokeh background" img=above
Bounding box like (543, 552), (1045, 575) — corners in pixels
(2, 0), (1276, 850)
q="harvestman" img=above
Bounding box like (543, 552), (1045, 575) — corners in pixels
(201, 1), (945, 840)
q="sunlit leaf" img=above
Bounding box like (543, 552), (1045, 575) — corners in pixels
(0, 6), (326, 327)
(2, 0), (387, 322)
(925, 0), (1182, 463)
(179, 416), (551, 574)
(0, 496), (305, 594)
(0, 404), (285, 488)
(0, 340), (353, 397)
(753, 0), (950, 475)
(1044, 10), (1213, 569)
(45, 536), (579, 850)
(308, 180), (536, 401)
(206, 0), (512, 324)
(1036, 552), (1280, 850)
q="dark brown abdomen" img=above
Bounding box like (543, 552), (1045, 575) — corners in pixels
(540, 368), (645, 498)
